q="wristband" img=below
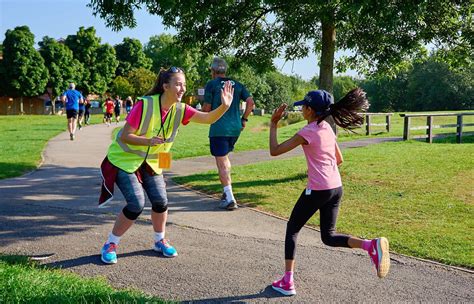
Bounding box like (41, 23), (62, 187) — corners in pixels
(241, 117), (248, 122)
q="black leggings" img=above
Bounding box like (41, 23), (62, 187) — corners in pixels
(285, 187), (350, 259)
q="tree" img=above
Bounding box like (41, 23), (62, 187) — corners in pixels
(127, 67), (156, 97)
(115, 37), (152, 76)
(144, 34), (181, 73)
(39, 36), (84, 114)
(231, 63), (270, 110)
(288, 75), (314, 101)
(360, 73), (409, 112)
(144, 34), (212, 95)
(111, 76), (135, 98)
(332, 76), (357, 102)
(361, 52), (473, 112)
(260, 71), (292, 111)
(406, 58), (473, 111)
(95, 43), (119, 94)
(89, 0), (471, 95)
(1, 26), (48, 113)
(65, 26), (118, 95)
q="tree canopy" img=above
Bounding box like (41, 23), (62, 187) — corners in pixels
(39, 36), (84, 98)
(144, 34), (213, 94)
(360, 55), (473, 112)
(115, 37), (152, 76)
(65, 26), (118, 95)
(1, 26), (48, 98)
(89, 0), (472, 93)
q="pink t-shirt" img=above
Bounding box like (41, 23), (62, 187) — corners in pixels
(297, 120), (342, 191)
(126, 100), (197, 129)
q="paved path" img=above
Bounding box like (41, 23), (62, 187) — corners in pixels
(0, 123), (472, 303)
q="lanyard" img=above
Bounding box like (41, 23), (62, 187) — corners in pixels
(144, 96), (173, 160)
(157, 95), (173, 140)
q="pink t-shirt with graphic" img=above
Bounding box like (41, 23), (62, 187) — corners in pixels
(126, 100), (197, 129)
(297, 120), (342, 191)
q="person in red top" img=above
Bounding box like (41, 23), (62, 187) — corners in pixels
(104, 97), (115, 126)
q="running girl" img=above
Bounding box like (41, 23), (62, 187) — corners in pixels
(269, 88), (390, 296)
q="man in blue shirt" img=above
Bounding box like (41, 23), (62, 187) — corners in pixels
(203, 57), (255, 210)
(61, 82), (83, 140)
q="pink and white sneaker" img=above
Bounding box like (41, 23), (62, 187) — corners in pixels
(271, 277), (296, 296)
(368, 237), (390, 278)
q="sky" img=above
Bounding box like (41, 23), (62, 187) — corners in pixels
(0, 0), (358, 80)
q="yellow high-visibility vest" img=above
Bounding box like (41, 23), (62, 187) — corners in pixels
(107, 94), (184, 174)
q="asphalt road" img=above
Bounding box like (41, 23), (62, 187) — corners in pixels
(0, 122), (472, 303)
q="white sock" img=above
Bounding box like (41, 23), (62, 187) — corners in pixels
(223, 185), (235, 202)
(155, 232), (165, 242)
(107, 233), (121, 245)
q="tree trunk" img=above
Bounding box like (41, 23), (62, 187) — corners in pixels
(52, 97), (56, 115)
(48, 91), (56, 115)
(20, 96), (24, 115)
(319, 19), (337, 134)
(319, 20), (336, 93)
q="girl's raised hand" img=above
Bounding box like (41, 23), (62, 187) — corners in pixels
(271, 103), (287, 125)
(220, 81), (234, 108)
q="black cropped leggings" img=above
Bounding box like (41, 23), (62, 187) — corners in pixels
(285, 187), (350, 260)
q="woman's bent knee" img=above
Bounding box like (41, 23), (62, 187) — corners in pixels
(122, 206), (143, 220)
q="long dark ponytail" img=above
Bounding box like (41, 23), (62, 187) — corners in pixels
(146, 67), (184, 96)
(319, 87), (369, 131)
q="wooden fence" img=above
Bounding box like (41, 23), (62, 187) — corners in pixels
(0, 97), (47, 115)
(364, 113), (393, 135)
(400, 113), (474, 143)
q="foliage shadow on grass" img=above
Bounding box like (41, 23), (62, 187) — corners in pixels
(432, 135), (474, 144)
(0, 162), (37, 179)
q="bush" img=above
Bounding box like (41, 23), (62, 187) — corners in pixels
(285, 111), (304, 124)
(263, 111), (303, 128)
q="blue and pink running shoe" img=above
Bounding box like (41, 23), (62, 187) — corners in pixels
(368, 237), (390, 278)
(101, 242), (117, 264)
(154, 239), (178, 257)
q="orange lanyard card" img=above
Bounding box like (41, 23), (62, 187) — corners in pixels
(158, 151), (172, 169)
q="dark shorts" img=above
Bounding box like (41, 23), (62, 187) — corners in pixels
(210, 136), (239, 157)
(114, 109), (121, 116)
(105, 113), (113, 119)
(66, 109), (78, 119)
(78, 109), (84, 116)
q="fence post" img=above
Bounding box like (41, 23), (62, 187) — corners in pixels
(403, 116), (411, 140)
(386, 114), (391, 133)
(426, 116), (433, 143)
(366, 114), (371, 135)
(457, 115), (463, 143)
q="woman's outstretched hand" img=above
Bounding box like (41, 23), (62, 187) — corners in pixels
(271, 103), (287, 126)
(220, 81), (234, 108)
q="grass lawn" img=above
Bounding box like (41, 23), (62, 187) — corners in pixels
(172, 110), (474, 159)
(0, 114), (103, 179)
(1, 111), (472, 178)
(0, 255), (170, 303)
(173, 136), (474, 268)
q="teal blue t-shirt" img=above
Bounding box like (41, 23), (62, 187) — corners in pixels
(204, 77), (251, 137)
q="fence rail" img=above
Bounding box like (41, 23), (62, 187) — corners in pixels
(400, 113), (474, 143)
(363, 113), (393, 135)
